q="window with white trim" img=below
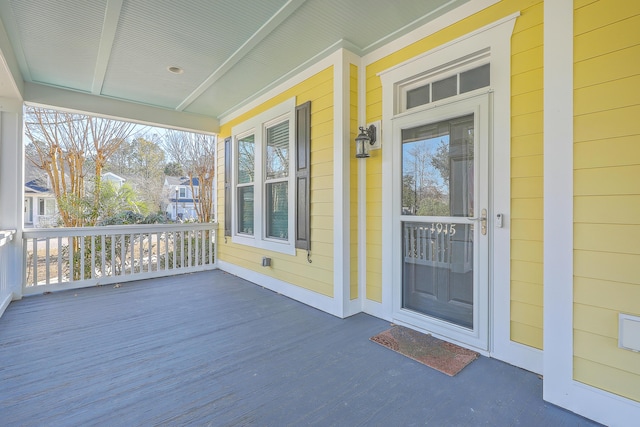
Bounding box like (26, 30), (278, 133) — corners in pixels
(231, 98), (296, 254)
(397, 51), (491, 114)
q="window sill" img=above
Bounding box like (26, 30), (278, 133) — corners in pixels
(231, 234), (296, 256)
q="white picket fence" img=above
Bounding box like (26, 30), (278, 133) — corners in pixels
(22, 223), (218, 295)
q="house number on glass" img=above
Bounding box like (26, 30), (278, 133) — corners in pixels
(426, 222), (456, 236)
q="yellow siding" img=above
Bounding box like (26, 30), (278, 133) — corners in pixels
(361, 1), (545, 348)
(573, 0), (640, 401)
(216, 67), (335, 297)
(508, 1), (544, 349)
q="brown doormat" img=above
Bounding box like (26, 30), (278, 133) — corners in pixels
(370, 325), (479, 376)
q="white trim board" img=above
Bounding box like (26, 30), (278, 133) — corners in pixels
(0, 293), (11, 319)
(217, 260), (342, 318)
(542, 2), (640, 425)
(362, 0), (500, 66)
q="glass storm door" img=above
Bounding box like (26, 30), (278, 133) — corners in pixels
(393, 95), (489, 349)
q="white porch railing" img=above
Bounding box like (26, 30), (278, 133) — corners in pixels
(22, 223), (218, 295)
(1, 229), (17, 312)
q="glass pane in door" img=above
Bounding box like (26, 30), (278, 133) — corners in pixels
(401, 114), (475, 328)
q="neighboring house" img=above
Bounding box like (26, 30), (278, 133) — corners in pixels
(24, 177), (58, 228)
(101, 172), (125, 189)
(0, 2), (638, 425)
(23, 171), (127, 228)
(164, 176), (199, 221)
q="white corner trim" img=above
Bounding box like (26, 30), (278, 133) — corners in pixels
(341, 50), (364, 318)
(357, 60), (368, 313)
(543, 0), (575, 406)
(363, 0), (502, 66)
(217, 260), (342, 317)
(0, 97), (22, 113)
(492, 342), (543, 375)
(363, 299), (391, 322)
(543, 2), (640, 425)
(333, 50), (351, 317)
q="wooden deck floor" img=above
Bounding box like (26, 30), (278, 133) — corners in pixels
(0, 270), (599, 426)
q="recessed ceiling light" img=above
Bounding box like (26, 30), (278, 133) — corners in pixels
(167, 66), (184, 75)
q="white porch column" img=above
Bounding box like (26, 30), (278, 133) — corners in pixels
(0, 106), (24, 300)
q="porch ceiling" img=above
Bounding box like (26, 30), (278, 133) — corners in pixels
(0, 0), (469, 123)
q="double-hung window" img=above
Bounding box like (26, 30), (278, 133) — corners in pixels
(231, 98), (297, 254)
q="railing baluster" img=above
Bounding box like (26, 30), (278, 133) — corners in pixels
(171, 231), (176, 270)
(119, 234), (125, 276)
(201, 230), (206, 265)
(45, 238), (50, 285)
(209, 229), (213, 265)
(80, 236), (86, 281)
(180, 231), (185, 268)
(138, 233), (143, 273)
(156, 232), (161, 271)
(110, 234), (115, 277)
(57, 236), (63, 284)
(90, 235), (95, 279)
(162, 231), (169, 270)
(32, 238), (38, 286)
(69, 236), (74, 282)
(100, 234), (106, 278)
(194, 229), (199, 267)
(188, 230), (192, 267)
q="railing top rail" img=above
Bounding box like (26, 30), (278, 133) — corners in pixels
(0, 229), (17, 246)
(23, 222), (218, 239)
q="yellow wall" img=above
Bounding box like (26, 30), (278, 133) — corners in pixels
(363, 0), (544, 349)
(509, 1), (544, 350)
(573, 0), (640, 402)
(216, 67), (335, 297)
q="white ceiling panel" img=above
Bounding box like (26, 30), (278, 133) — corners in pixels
(0, 0), (471, 122)
(8, 0), (107, 91)
(101, 0), (289, 108)
(186, 0), (464, 117)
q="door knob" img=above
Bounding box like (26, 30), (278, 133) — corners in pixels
(467, 208), (487, 235)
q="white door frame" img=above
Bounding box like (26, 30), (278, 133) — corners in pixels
(376, 15), (542, 370)
(390, 94), (490, 350)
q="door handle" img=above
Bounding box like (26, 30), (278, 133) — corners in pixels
(467, 208), (487, 235)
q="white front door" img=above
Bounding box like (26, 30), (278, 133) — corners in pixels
(391, 94), (490, 350)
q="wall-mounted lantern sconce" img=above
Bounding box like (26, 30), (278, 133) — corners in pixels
(355, 124), (377, 158)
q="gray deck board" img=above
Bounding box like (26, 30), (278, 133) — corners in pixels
(1, 270), (599, 426)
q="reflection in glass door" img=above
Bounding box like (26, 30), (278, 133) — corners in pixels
(401, 114), (475, 329)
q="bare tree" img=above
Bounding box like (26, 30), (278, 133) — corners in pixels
(162, 130), (216, 223)
(24, 106), (139, 227)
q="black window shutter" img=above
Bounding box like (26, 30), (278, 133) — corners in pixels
(224, 136), (232, 237)
(295, 101), (311, 250)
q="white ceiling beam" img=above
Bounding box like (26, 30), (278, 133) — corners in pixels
(25, 82), (219, 134)
(176, 0), (308, 112)
(92, 0), (124, 94)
